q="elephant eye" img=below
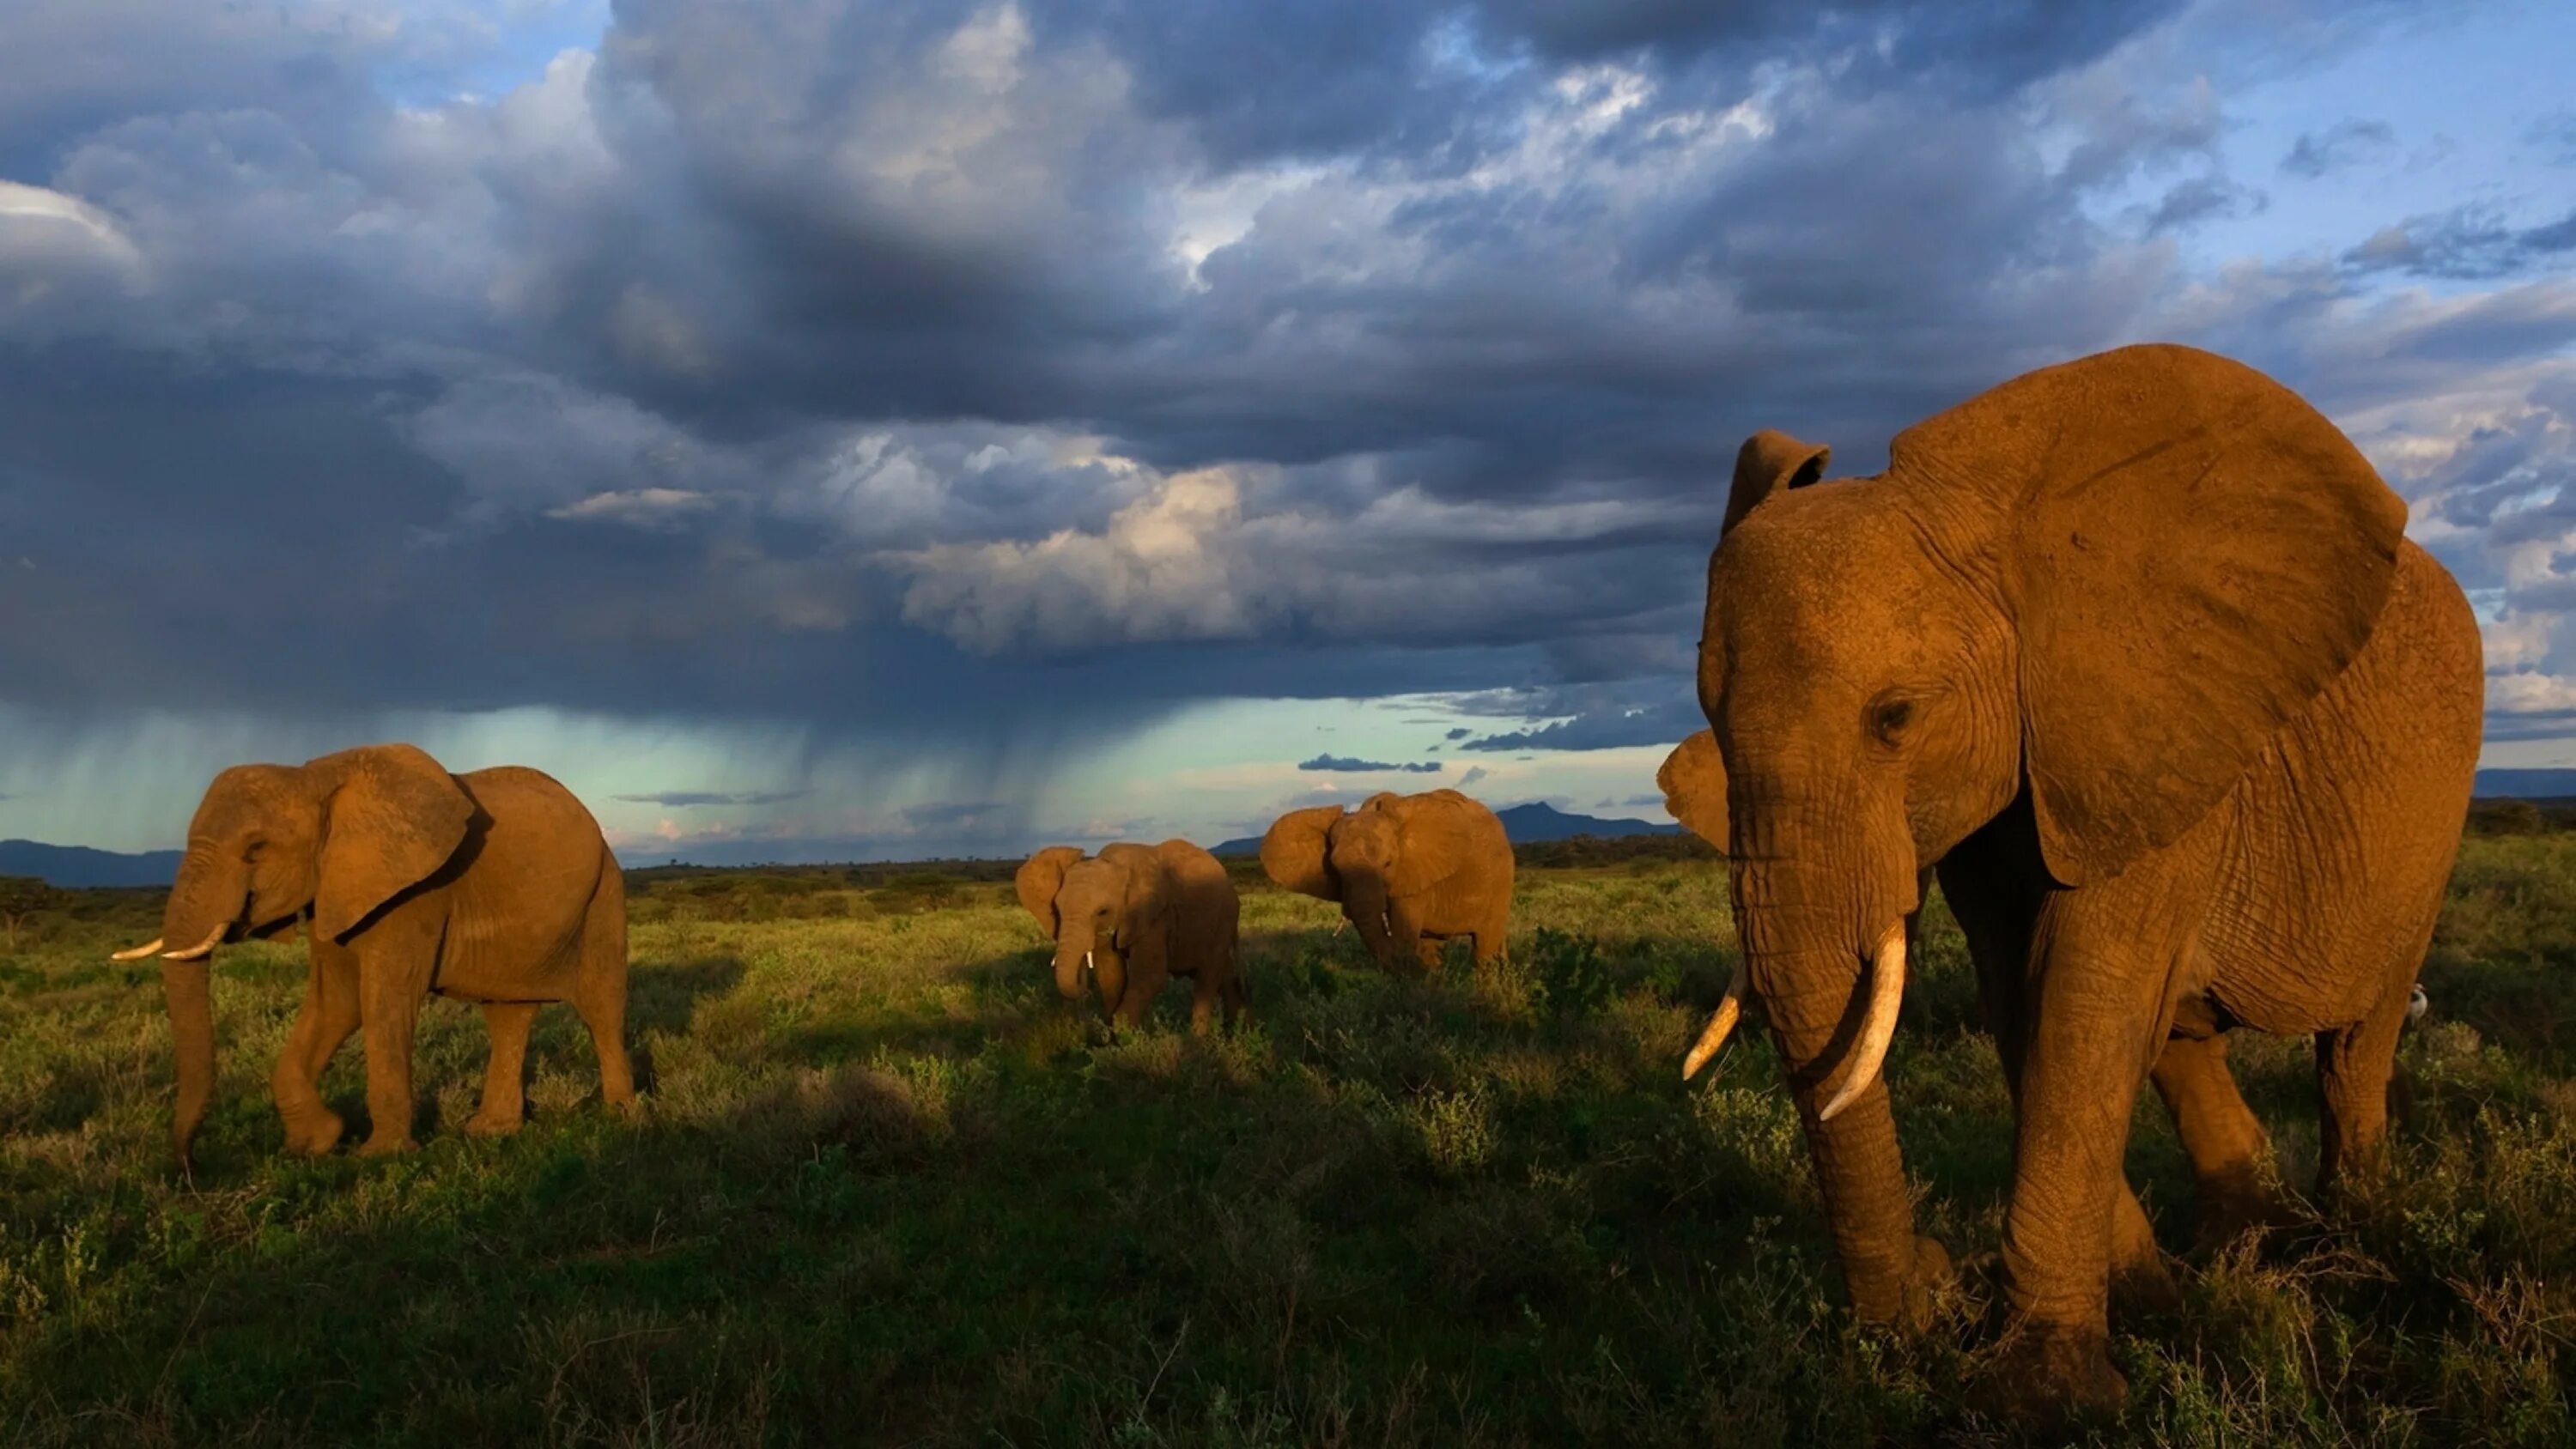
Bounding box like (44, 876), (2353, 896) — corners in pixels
(1866, 694), (1916, 746)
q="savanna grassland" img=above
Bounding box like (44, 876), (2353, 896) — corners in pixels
(2, 832), (2573, 1446)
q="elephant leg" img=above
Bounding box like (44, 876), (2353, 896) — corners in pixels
(1413, 934), (1445, 972)
(572, 866), (637, 1117)
(1984, 886), (2197, 1425)
(2315, 970), (2419, 1203)
(2149, 1031), (2281, 1247)
(1385, 897), (1433, 975)
(466, 1002), (539, 1137)
(1222, 968), (1248, 1028)
(1472, 906), (1510, 968)
(1188, 972), (1220, 1035)
(1947, 853), (2171, 1313)
(354, 922), (440, 1155)
(273, 945), (361, 1155)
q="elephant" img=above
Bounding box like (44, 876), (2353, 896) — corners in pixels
(1016, 840), (1244, 1033)
(1658, 343), (2482, 1423)
(1260, 790), (1513, 972)
(109, 743), (635, 1167)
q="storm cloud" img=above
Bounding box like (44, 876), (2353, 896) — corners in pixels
(2, 0), (2572, 857)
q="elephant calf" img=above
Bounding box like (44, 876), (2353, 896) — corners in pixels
(111, 743), (635, 1165)
(1260, 789), (1512, 972)
(1017, 840), (1244, 1033)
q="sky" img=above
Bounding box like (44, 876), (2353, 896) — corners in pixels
(0, 0), (2570, 865)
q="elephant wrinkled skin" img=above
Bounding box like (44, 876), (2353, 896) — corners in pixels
(1017, 840), (1244, 1033)
(1261, 790), (1513, 973)
(112, 743), (635, 1167)
(1661, 343), (2482, 1425)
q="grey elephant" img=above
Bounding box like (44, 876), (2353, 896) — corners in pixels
(110, 743), (635, 1167)
(1260, 789), (1513, 972)
(1016, 840), (1244, 1033)
(1659, 343), (2481, 1424)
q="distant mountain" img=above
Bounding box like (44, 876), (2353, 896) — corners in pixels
(1210, 800), (1680, 857)
(0, 840), (181, 888)
(2475, 769), (2576, 801)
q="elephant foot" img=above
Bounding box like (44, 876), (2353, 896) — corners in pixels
(280, 1109), (345, 1156)
(464, 1107), (524, 1138)
(604, 1093), (642, 1123)
(1969, 1320), (2127, 1432)
(355, 1132), (417, 1157)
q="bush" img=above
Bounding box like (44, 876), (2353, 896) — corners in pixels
(1527, 927), (1615, 1021)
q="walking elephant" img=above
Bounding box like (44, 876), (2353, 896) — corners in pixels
(1017, 840), (1243, 1033)
(1663, 343), (2481, 1424)
(110, 743), (634, 1167)
(1261, 790), (1513, 972)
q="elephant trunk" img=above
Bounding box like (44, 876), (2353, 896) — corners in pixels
(1343, 878), (1395, 965)
(1054, 937), (1090, 1002)
(1751, 938), (1924, 1321)
(1725, 842), (1930, 1323)
(162, 958), (216, 1167)
(148, 846), (244, 1167)
(1053, 930), (1128, 1016)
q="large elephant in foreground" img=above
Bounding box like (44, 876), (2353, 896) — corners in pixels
(1017, 840), (1243, 1033)
(1661, 343), (2481, 1423)
(1261, 790), (1512, 971)
(111, 744), (634, 1166)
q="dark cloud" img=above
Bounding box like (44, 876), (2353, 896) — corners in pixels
(0, 0), (2563, 830)
(1298, 755), (1443, 773)
(1444, 728), (1471, 740)
(2280, 118), (2395, 178)
(1455, 685), (1700, 752)
(1622, 795), (1664, 808)
(2343, 206), (2576, 281)
(613, 789), (813, 808)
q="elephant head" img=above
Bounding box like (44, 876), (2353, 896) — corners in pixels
(1676, 343), (2408, 1318)
(1016, 843), (1170, 1016)
(1260, 794), (1405, 961)
(110, 743), (476, 1165)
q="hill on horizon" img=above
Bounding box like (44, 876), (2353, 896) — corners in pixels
(1207, 799), (1682, 858)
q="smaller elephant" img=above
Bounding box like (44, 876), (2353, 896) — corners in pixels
(1260, 790), (1512, 972)
(1017, 840), (1244, 1033)
(109, 743), (634, 1166)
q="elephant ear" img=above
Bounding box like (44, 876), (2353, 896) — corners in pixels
(1900, 343), (2408, 886)
(1260, 805), (1345, 900)
(1115, 851), (1170, 953)
(1015, 846), (1084, 936)
(1657, 730), (1730, 850)
(1721, 429), (1832, 537)
(311, 744), (475, 943)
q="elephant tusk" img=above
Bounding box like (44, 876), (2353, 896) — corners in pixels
(1331, 918), (1346, 937)
(109, 937), (167, 961)
(1818, 924), (1907, 1123)
(1084, 949), (1095, 975)
(160, 925), (228, 962)
(1681, 957), (1748, 1081)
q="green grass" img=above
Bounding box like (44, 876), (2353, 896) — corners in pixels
(1, 841), (2572, 1445)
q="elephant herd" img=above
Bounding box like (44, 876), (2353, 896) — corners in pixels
(100, 344), (2482, 1428)
(1013, 785), (1516, 1033)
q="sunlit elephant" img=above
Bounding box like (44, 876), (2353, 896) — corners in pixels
(1016, 840), (1244, 1033)
(1660, 343), (2482, 1423)
(1261, 790), (1513, 971)
(110, 743), (635, 1167)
